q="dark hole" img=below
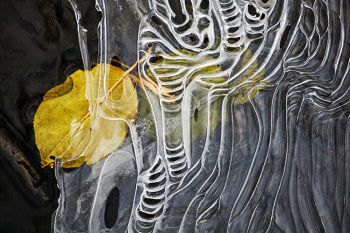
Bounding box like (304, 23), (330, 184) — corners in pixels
(200, 0), (209, 9)
(189, 35), (197, 42)
(149, 55), (164, 64)
(104, 187), (120, 229)
(169, 156), (181, 162)
(150, 172), (161, 180)
(228, 27), (239, 33)
(150, 159), (162, 173)
(166, 146), (184, 154)
(185, 0), (193, 15)
(169, 0), (186, 24)
(150, 169), (165, 180)
(203, 36), (209, 46)
(148, 43), (153, 48)
(194, 108), (199, 121)
(226, 16), (238, 22)
(176, 21), (192, 33)
(49, 155), (55, 160)
(262, 0), (269, 3)
(151, 16), (162, 25)
(172, 15), (186, 25)
(138, 210), (156, 219)
(280, 24), (291, 48)
(224, 8), (235, 14)
(260, 13), (265, 20)
(228, 37), (240, 44)
(144, 198), (163, 205)
(226, 46), (241, 53)
(248, 5), (258, 16)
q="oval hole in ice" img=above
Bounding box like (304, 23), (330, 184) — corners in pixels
(104, 186), (120, 229)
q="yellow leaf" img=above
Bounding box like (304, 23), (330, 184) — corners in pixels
(34, 64), (138, 168)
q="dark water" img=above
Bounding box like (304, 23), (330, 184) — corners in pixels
(0, 0), (100, 232)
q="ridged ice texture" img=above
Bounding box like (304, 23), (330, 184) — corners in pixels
(53, 0), (350, 232)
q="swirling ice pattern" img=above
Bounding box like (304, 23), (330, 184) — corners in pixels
(135, 0), (350, 232)
(55, 0), (350, 232)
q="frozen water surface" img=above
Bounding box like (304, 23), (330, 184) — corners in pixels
(54, 0), (350, 232)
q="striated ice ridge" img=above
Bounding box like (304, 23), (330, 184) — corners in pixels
(53, 0), (350, 232)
